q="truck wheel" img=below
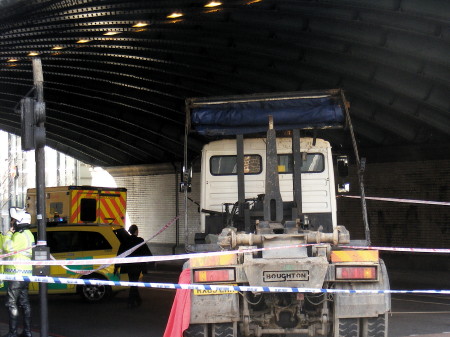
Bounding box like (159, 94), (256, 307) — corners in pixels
(362, 313), (388, 337)
(334, 318), (359, 337)
(77, 274), (112, 302)
(212, 323), (235, 337)
(184, 324), (208, 337)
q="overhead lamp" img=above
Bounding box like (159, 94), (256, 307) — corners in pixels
(205, 1), (222, 7)
(246, 0), (262, 4)
(52, 46), (65, 50)
(7, 58), (19, 62)
(132, 22), (148, 28)
(28, 52), (39, 56)
(103, 31), (121, 36)
(76, 39), (91, 44)
(167, 12), (183, 19)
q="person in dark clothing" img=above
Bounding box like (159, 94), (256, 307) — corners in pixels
(115, 224), (152, 308)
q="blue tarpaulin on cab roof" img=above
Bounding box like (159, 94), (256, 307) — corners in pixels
(190, 95), (345, 136)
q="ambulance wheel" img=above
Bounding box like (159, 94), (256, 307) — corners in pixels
(183, 324), (207, 337)
(361, 313), (388, 337)
(212, 323), (235, 337)
(77, 274), (112, 302)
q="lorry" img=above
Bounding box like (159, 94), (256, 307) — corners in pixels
(181, 89), (390, 337)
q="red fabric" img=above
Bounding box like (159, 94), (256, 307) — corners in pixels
(163, 268), (191, 337)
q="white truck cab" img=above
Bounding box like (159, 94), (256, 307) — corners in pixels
(200, 137), (337, 233)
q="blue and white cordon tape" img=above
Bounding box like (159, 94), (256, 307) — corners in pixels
(0, 274), (448, 295)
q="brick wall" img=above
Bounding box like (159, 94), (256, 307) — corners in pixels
(114, 172), (201, 246)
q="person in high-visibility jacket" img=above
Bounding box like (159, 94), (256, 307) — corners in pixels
(2, 208), (35, 337)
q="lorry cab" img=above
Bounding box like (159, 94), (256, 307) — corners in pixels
(200, 137), (337, 234)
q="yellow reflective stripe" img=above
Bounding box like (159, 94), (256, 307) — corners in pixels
(3, 233), (14, 252)
(4, 268), (32, 274)
(22, 231), (34, 258)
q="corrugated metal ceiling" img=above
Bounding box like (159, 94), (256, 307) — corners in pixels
(0, 0), (449, 166)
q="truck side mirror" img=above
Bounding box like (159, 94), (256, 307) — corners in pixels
(337, 156), (349, 177)
(337, 183), (350, 193)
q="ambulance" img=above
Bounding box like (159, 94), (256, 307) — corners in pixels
(26, 186), (127, 227)
(2, 186), (130, 302)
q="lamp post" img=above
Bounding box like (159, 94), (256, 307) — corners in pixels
(20, 57), (49, 337)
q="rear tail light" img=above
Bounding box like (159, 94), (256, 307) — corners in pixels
(336, 266), (377, 280)
(190, 254), (237, 268)
(193, 268), (235, 283)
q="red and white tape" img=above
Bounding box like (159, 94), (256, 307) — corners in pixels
(0, 243), (315, 266)
(0, 240), (448, 268)
(338, 195), (450, 206)
(60, 216), (179, 275)
(0, 213), (447, 269)
(340, 245), (450, 254)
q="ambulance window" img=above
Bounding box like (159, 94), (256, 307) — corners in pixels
(277, 153), (324, 173)
(80, 198), (97, 221)
(47, 231), (74, 253)
(49, 202), (63, 215)
(47, 231), (112, 253)
(210, 155), (262, 175)
(81, 232), (112, 251)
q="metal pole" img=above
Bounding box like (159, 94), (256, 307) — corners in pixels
(292, 129), (303, 218)
(183, 103), (190, 251)
(7, 134), (15, 234)
(172, 163), (179, 255)
(32, 57), (48, 337)
(340, 90), (371, 245)
(8, 134), (14, 213)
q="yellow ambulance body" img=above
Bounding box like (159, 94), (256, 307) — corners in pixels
(26, 186), (127, 226)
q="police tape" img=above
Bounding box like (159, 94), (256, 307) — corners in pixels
(0, 246), (33, 259)
(0, 216), (180, 275)
(58, 216), (179, 275)
(0, 274), (448, 295)
(0, 241), (449, 267)
(339, 245), (450, 253)
(338, 195), (450, 206)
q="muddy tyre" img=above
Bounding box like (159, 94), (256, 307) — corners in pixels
(362, 313), (388, 337)
(184, 324), (207, 337)
(337, 318), (359, 337)
(212, 323), (234, 337)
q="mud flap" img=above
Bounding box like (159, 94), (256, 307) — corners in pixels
(190, 293), (239, 324)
